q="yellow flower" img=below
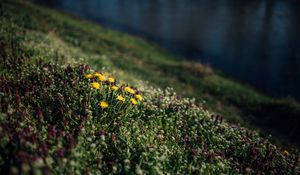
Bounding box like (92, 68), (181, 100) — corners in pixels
(98, 74), (106, 81)
(124, 86), (135, 94)
(108, 77), (115, 83)
(94, 72), (101, 77)
(135, 94), (142, 101)
(130, 98), (138, 105)
(116, 95), (125, 102)
(84, 74), (93, 79)
(99, 101), (109, 109)
(283, 150), (289, 156)
(111, 86), (118, 91)
(90, 82), (100, 89)
(94, 72), (106, 81)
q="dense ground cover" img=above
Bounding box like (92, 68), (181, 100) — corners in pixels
(0, 0), (299, 174)
(1, 42), (299, 174)
(1, 0), (300, 146)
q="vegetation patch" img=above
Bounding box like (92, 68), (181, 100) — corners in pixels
(1, 45), (298, 174)
(0, 0), (299, 174)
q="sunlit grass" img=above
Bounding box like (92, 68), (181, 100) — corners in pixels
(0, 0), (299, 174)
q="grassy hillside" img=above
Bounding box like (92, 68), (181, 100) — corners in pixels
(0, 0), (299, 174)
(1, 0), (300, 146)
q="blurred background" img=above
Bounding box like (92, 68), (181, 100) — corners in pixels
(38, 0), (300, 100)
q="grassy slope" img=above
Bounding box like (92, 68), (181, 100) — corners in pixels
(0, 0), (299, 174)
(1, 0), (300, 146)
(18, 0), (300, 146)
(1, 0), (300, 147)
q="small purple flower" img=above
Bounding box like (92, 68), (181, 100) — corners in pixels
(48, 126), (57, 138)
(55, 148), (66, 158)
(39, 144), (49, 156)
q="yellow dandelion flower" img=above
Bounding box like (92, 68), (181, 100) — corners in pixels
(130, 89), (135, 94)
(94, 72), (101, 77)
(90, 82), (100, 89)
(98, 74), (106, 81)
(108, 77), (115, 83)
(116, 95), (125, 102)
(99, 101), (109, 109)
(124, 86), (135, 94)
(84, 74), (93, 79)
(94, 72), (106, 81)
(283, 150), (289, 156)
(130, 98), (138, 105)
(111, 86), (118, 91)
(135, 94), (142, 101)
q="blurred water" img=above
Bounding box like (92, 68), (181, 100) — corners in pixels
(41, 0), (300, 99)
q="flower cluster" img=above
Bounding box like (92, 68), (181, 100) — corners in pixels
(83, 71), (143, 129)
(85, 71), (142, 109)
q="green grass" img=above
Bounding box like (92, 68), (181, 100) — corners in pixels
(1, 0), (300, 145)
(0, 0), (299, 174)
(2, 0), (300, 146)
(2, 0), (300, 144)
